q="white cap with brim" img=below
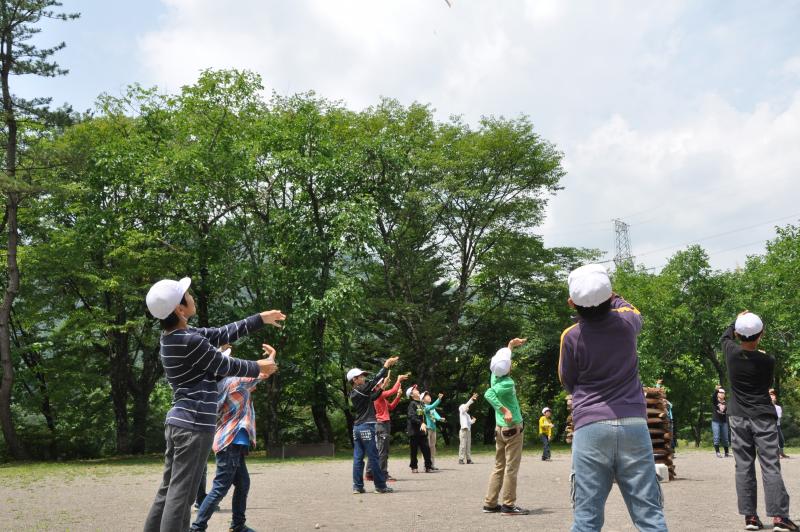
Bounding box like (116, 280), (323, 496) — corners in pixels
(146, 277), (192, 319)
(406, 385), (417, 398)
(568, 264), (612, 307)
(420, 391), (430, 401)
(490, 347), (512, 377)
(735, 313), (764, 337)
(542, 407), (551, 414)
(346, 368), (368, 382)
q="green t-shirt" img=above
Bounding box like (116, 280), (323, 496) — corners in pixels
(484, 373), (523, 427)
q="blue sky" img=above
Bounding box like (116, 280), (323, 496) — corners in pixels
(18, 0), (800, 271)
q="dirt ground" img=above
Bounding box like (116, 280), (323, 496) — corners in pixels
(2, 447), (797, 531)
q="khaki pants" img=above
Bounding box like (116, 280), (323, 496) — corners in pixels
(427, 429), (437, 466)
(484, 424), (524, 508)
(459, 428), (472, 462)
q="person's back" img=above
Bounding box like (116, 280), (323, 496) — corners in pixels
(559, 296), (645, 429)
(724, 338), (776, 419)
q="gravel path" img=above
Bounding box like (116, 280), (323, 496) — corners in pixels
(2, 448), (795, 531)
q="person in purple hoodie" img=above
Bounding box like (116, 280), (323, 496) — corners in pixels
(559, 264), (666, 532)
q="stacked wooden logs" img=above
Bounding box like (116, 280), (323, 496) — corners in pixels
(565, 394), (574, 444)
(644, 387), (676, 480)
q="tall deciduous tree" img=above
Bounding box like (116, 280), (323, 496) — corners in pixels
(0, 0), (77, 459)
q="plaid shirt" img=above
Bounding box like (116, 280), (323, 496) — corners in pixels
(213, 376), (262, 453)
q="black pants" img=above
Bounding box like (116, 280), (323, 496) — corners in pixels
(409, 432), (432, 470)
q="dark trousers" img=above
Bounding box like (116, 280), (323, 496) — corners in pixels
(729, 415), (790, 517)
(366, 421), (391, 477)
(144, 424), (214, 532)
(191, 445), (251, 531)
(778, 424), (786, 450)
(409, 432), (432, 470)
(541, 434), (551, 459)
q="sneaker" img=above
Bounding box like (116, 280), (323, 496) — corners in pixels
(375, 486), (394, 494)
(501, 505), (530, 516)
(229, 527), (256, 532)
(431, 466), (439, 470)
(386, 475), (397, 482)
(411, 468), (419, 473)
(482, 505), (501, 513)
(773, 517), (798, 531)
(725, 453), (731, 458)
(459, 459), (465, 464)
(352, 487), (366, 494)
(745, 515), (763, 530)
(425, 467), (435, 473)
(716, 452), (723, 458)
(466, 460), (473, 464)
(781, 453), (791, 459)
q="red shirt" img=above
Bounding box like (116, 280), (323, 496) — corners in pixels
(373, 380), (403, 422)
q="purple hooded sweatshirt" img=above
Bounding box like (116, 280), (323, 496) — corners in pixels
(558, 295), (646, 431)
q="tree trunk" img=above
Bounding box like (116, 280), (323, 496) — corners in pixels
(107, 304), (131, 454)
(0, 28), (26, 457)
(310, 315), (333, 442)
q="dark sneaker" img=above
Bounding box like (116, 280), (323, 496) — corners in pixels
(425, 468), (435, 473)
(773, 517), (798, 531)
(482, 505), (501, 513)
(501, 505), (530, 516)
(230, 527), (256, 532)
(467, 460), (473, 464)
(431, 466), (440, 470)
(745, 515), (763, 530)
(375, 486), (394, 494)
(352, 487), (365, 494)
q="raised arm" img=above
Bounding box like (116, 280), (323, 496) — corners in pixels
(186, 336), (260, 379)
(610, 294), (642, 333)
(558, 327), (578, 393)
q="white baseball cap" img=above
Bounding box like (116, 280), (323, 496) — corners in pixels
(346, 368), (368, 382)
(420, 391), (430, 401)
(406, 385), (418, 398)
(490, 347), (512, 377)
(146, 277), (192, 319)
(717, 388), (726, 394)
(542, 407), (551, 414)
(735, 312), (764, 337)
(568, 264), (612, 307)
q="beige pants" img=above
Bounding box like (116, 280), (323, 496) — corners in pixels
(484, 424), (524, 507)
(427, 429), (437, 466)
(459, 428), (472, 462)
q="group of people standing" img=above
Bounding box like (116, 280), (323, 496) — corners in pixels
(142, 262), (797, 532)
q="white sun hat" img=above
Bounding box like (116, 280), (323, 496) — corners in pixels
(735, 312), (764, 337)
(568, 264), (612, 307)
(490, 347), (512, 377)
(346, 368), (368, 382)
(146, 277), (191, 319)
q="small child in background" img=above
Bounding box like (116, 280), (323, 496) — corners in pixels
(539, 407), (554, 461)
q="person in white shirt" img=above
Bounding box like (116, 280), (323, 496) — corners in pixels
(458, 393), (478, 464)
(770, 389), (790, 459)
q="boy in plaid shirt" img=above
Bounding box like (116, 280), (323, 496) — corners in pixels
(190, 344), (277, 532)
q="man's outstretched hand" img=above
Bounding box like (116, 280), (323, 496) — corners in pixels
(260, 310), (286, 328)
(383, 356), (399, 368)
(507, 338), (527, 350)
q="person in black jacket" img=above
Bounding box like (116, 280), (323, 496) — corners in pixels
(406, 385), (433, 473)
(724, 311), (796, 532)
(347, 356), (399, 495)
(711, 387), (730, 457)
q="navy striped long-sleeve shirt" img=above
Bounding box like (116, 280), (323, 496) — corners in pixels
(160, 314), (263, 432)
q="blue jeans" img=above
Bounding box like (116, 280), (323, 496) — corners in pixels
(712, 420), (730, 450)
(353, 423), (386, 490)
(541, 434), (551, 459)
(190, 445), (250, 531)
(570, 418), (667, 532)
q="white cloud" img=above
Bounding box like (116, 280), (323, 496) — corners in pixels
(135, 0), (800, 271)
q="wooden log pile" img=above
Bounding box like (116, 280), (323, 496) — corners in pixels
(644, 387), (676, 480)
(565, 389), (676, 480)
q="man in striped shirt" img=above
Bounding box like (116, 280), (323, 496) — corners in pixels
(144, 277), (284, 532)
(190, 344), (276, 532)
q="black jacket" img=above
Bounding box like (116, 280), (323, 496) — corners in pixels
(349, 366), (388, 425)
(722, 324), (776, 419)
(407, 399), (426, 435)
(711, 392), (728, 423)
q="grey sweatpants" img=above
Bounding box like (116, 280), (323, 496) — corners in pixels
(144, 424), (214, 532)
(729, 415), (790, 517)
(366, 421), (391, 477)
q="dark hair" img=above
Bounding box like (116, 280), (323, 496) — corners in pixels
(736, 330), (763, 343)
(159, 295), (187, 330)
(574, 298), (612, 320)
